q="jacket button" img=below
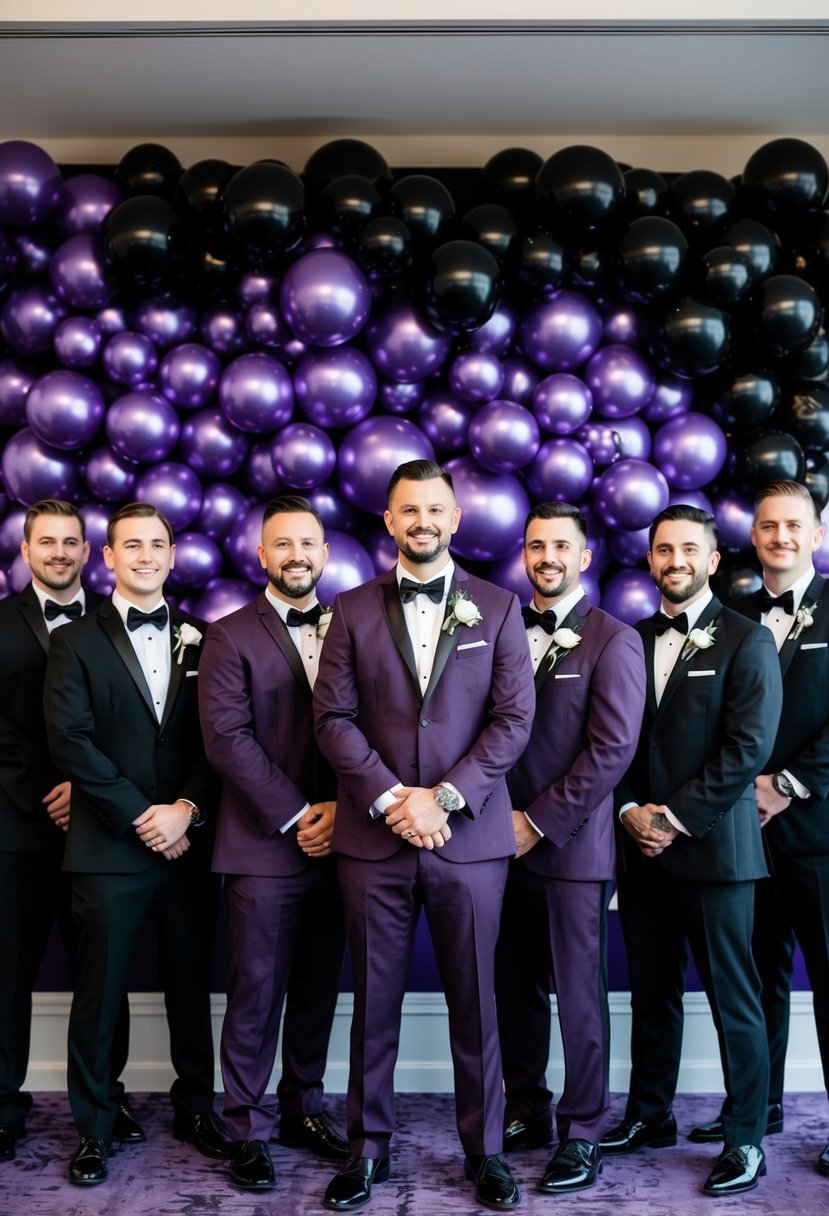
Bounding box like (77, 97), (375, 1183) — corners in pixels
(410, 761), (417, 768)
(420, 719), (430, 727)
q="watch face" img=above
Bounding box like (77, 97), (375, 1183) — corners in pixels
(435, 785), (460, 812)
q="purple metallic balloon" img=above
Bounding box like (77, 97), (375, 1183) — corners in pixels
(448, 351), (505, 403)
(54, 317), (103, 369)
(49, 235), (114, 311)
(165, 531), (224, 591)
(134, 462), (203, 532)
(79, 502), (109, 550)
(444, 456), (530, 562)
(13, 234), (55, 282)
(8, 553), (32, 594)
(575, 421), (622, 468)
(294, 347), (377, 429)
(592, 458), (669, 531)
(0, 569), (9, 600)
(280, 249), (371, 347)
(219, 352), (294, 434)
(244, 439), (283, 496)
(56, 174), (123, 238)
(611, 415), (652, 461)
(226, 504), (267, 583)
(192, 577), (261, 622)
(642, 376), (695, 424)
(180, 407), (250, 477)
(468, 400), (540, 472)
(487, 548), (530, 600)
(338, 416), (436, 515)
(84, 444), (139, 502)
(377, 379), (426, 416)
(466, 300), (517, 357)
(607, 525), (651, 566)
(417, 390), (475, 455)
(0, 229), (14, 291)
(0, 359), (37, 426)
(238, 271), (276, 309)
(600, 568), (660, 625)
(245, 300), (290, 349)
(105, 390), (181, 464)
(524, 438), (594, 502)
(653, 413), (727, 489)
(365, 301), (451, 383)
(668, 488), (713, 513)
(602, 305), (641, 347)
(1, 285), (67, 356)
(130, 295), (198, 349)
(0, 509), (27, 562)
(82, 552), (115, 596)
(159, 342), (221, 410)
(500, 358), (539, 405)
(812, 519), (829, 576)
(580, 503), (611, 579)
(518, 291), (603, 372)
(200, 305), (249, 357)
(0, 141), (63, 228)
(713, 491), (755, 550)
(1, 427), (81, 505)
(532, 374), (593, 434)
(304, 484), (358, 535)
(95, 306), (128, 337)
(200, 482), (251, 543)
(584, 344), (655, 419)
(102, 331), (159, 388)
(26, 369), (105, 450)
(270, 422), (337, 489)
(317, 530), (376, 600)
(360, 522), (401, 575)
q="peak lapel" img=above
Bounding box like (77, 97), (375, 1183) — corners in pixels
(258, 594), (311, 692)
(159, 609), (190, 732)
(779, 572), (828, 680)
(423, 569), (470, 704)
(656, 596), (721, 716)
(98, 601), (156, 720)
(534, 597), (591, 694)
(381, 576), (420, 693)
(17, 583), (50, 655)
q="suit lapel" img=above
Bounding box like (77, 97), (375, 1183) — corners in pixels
(257, 593), (311, 692)
(159, 608), (189, 732)
(779, 572), (827, 680)
(534, 596), (591, 695)
(98, 600), (156, 720)
(17, 583), (50, 655)
(381, 575), (420, 693)
(656, 596), (722, 716)
(639, 621), (659, 718)
(422, 569), (467, 703)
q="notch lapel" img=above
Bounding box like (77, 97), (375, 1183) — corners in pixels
(17, 583), (50, 655)
(656, 596), (722, 716)
(159, 608), (190, 732)
(779, 573), (828, 680)
(98, 601), (156, 720)
(533, 597), (591, 694)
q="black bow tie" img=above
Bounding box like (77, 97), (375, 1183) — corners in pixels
(522, 606), (557, 634)
(44, 599), (82, 622)
(399, 576), (445, 605)
(126, 605), (168, 632)
(286, 604), (323, 628)
(653, 611), (689, 637)
(757, 588), (795, 616)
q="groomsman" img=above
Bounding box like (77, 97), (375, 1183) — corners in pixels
(601, 504), (783, 1196)
(689, 480), (829, 1177)
(314, 459), (535, 1211)
(198, 496), (348, 1191)
(495, 502), (645, 1194)
(44, 502), (229, 1186)
(0, 500), (139, 1161)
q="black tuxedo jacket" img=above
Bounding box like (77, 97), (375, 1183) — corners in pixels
(0, 583), (103, 853)
(617, 596), (783, 883)
(44, 597), (213, 875)
(733, 572), (829, 857)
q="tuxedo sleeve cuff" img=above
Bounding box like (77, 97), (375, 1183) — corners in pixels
(281, 803), (310, 833)
(663, 806), (691, 836)
(372, 784), (404, 819)
(524, 811), (544, 837)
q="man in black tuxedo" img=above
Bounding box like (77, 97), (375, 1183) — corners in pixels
(0, 499), (139, 1162)
(600, 505), (783, 1197)
(688, 480), (829, 1177)
(44, 502), (229, 1186)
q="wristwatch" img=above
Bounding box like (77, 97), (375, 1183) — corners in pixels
(184, 802), (205, 826)
(434, 783), (461, 813)
(772, 772), (796, 800)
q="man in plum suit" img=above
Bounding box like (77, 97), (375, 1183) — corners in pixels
(198, 496), (348, 1191)
(495, 502), (646, 1194)
(314, 459), (535, 1212)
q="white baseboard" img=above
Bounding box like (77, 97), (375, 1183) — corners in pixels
(25, 989), (824, 1094)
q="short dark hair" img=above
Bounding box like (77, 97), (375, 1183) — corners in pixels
(23, 499), (84, 543)
(754, 479), (821, 524)
(523, 501), (587, 545)
(106, 502), (174, 549)
(648, 504), (719, 550)
(262, 494), (324, 534)
(387, 459), (454, 505)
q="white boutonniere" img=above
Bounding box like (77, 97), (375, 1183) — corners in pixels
(545, 625), (582, 672)
(681, 620), (717, 662)
(317, 606), (334, 640)
(788, 601), (818, 642)
(173, 622), (203, 666)
(442, 590), (483, 636)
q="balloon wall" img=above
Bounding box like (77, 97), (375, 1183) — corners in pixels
(1, 135), (828, 622)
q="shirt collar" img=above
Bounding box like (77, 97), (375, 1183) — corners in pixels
(112, 589), (168, 626)
(762, 565), (816, 615)
(32, 583), (86, 618)
(265, 585), (320, 623)
(659, 587), (713, 634)
(395, 558), (455, 592)
(527, 585), (585, 625)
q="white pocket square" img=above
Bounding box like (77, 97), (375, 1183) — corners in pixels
(457, 639), (488, 651)
(800, 642), (827, 650)
(185, 669), (199, 677)
(688, 669), (716, 677)
(554, 672), (581, 680)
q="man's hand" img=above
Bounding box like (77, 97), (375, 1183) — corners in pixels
(621, 802), (679, 857)
(385, 787), (451, 850)
(754, 773), (791, 828)
(296, 801), (336, 858)
(43, 781), (71, 832)
(161, 836), (191, 861)
(512, 810), (541, 858)
(133, 801), (192, 852)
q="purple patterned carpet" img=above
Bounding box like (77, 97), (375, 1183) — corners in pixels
(3, 1092), (828, 1216)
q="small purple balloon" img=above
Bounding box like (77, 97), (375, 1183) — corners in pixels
(134, 462), (203, 532)
(532, 374), (593, 434)
(280, 249), (371, 347)
(487, 548), (530, 600)
(192, 577), (261, 622)
(200, 305), (249, 358)
(500, 358), (539, 405)
(584, 344), (655, 419)
(165, 531), (224, 591)
(444, 456), (530, 562)
(1, 427), (81, 505)
(1, 285), (67, 356)
(365, 301), (451, 383)
(468, 400), (540, 473)
(467, 300), (518, 357)
(612, 415), (652, 461)
(448, 351), (505, 403)
(238, 271), (275, 309)
(294, 347), (377, 429)
(642, 376), (695, 424)
(96, 306), (127, 337)
(0, 141), (63, 228)
(417, 390), (475, 455)
(714, 491), (755, 550)
(245, 439), (283, 496)
(525, 438), (594, 503)
(158, 342), (221, 410)
(576, 422), (622, 468)
(270, 422), (337, 489)
(83, 552), (116, 596)
(668, 488), (713, 513)
(0, 359), (37, 426)
(105, 390), (181, 464)
(653, 413), (727, 489)
(361, 522), (401, 575)
(0, 569), (9, 600)
(602, 305), (641, 347)
(317, 530), (376, 600)
(0, 509), (27, 562)
(180, 407), (250, 477)
(102, 331), (159, 388)
(600, 568), (661, 625)
(131, 295), (198, 349)
(245, 300), (290, 349)
(54, 316), (103, 369)
(592, 459), (669, 531)
(519, 291), (603, 372)
(219, 352), (294, 434)
(13, 231), (54, 277)
(26, 369), (105, 450)
(226, 504), (267, 583)
(56, 173), (123, 238)
(85, 444), (139, 502)
(49, 234), (115, 310)
(8, 553), (32, 594)
(378, 380), (426, 416)
(200, 483), (250, 543)
(338, 416), (436, 515)
(306, 484), (360, 535)
(79, 503), (110, 550)
(607, 526), (651, 566)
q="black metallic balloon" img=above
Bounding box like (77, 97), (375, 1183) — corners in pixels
(708, 369), (780, 432)
(176, 159), (236, 244)
(303, 139), (392, 192)
(570, 247), (605, 290)
(698, 245), (754, 306)
(785, 329), (829, 381)
(462, 204), (518, 262)
(115, 143), (183, 200)
(649, 295), (731, 379)
(354, 216), (412, 279)
(623, 167), (669, 217)
(780, 382), (829, 453)
(753, 273), (822, 359)
(805, 455), (829, 511)
(320, 174), (382, 234)
(390, 175), (455, 246)
(481, 147), (544, 206)
(424, 239), (501, 335)
(743, 138), (829, 216)
(668, 170), (736, 239)
(721, 218), (782, 282)
(712, 553), (762, 603)
(221, 162), (305, 266)
(730, 428), (806, 495)
(536, 145), (625, 235)
(616, 216), (688, 304)
(516, 231), (568, 298)
(103, 194), (184, 291)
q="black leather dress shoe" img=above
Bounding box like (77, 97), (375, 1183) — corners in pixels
(600, 1112), (677, 1154)
(229, 1139), (275, 1189)
(538, 1139), (602, 1193)
(689, 1103), (784, 1143)
(279, 1112), (350, 1160)
(817, 1139), (829, 1176)
(464, 1154), (520, 1211)
(172, 1111), (233, 1159)
(113, 1102), (146, 1144)
(503, 1116), (553, 1152)
(703, 1144), (766, 1195)
(0, 1123), (23, 1162)
(323, 1156), (390, 1211)
(69, 1136), (109, 1185)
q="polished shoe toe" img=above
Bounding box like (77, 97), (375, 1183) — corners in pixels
(113, 1102), (146, 1144)
(172, 1111), (233, 1159)
(323, 1156), (390, 1211)
(703, 1144), (766, 1196)
(600, 1112), (677, 1155)
(689, 1103), (784, 1144)
(230, 1139), (275, 1189)
(0, 1123), (23, 1162)
(503, 1116), (553, 1152)
(279, 1112), (350, 1160)
(69, 1136), (109, 1185)
(538, 1139), (601, 1194)
(817, 1139), (829, 1177)
(465, 1154), (520, 1211)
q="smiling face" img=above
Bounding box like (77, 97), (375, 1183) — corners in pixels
(258, 510), (328, 604)
(384, 476), (461, 577)
(750, 492), (824, 589)
(21, 513), (89, 599)
(523, 515), (591, 607)
(648, 518), (720, 609)
(103, 515), (175, 608)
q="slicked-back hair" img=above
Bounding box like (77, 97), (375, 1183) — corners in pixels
(754, 479), (821, 525)
(524, 501), (587, 545)
(262, 495), (325, 535)
(387, 459), (454, 505)
(106, 502), (175, 549)
(23, 499), (84, 543)
(648, 504), (719, 550)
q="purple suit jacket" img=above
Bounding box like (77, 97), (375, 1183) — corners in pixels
(313, 565), (536, 863)
(199, 593), (334, 877)
(508, 597), (646, 881)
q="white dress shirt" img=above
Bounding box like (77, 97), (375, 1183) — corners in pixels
(112, 590), (170, 723)
(524, 585), (585, 676)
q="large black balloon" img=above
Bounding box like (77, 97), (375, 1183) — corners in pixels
(116, 142), (183, 200)
(462, 204), (518, 262)
(721, 218), (782, 281)
(319, 174), (382, 234)
(753, 273), (822, 359)
(708, 369), (780, 431)
(786, 329), (829, 381)
(535, 145), (625, 235)
(730, 428), (806, 495)
(481, 147), (544, 207)
(743, 138), (829, 216)
(303, 139), (392, 192)
(668, 171), (736, 240)
(516, 231), (568, 298)
(424, 239), (501, 335)
(623, 167), (669, 217)
(571, 247), (605, 290)
(391, 175), (455, 246)
(354, 216), (412, 279)
(221, 162), (305, 266)
(176, 159), (236, 248)
(616, 216), (688, 303)
(103, 194), (184, 291)
(805, 455), (829, 512)
(698, 245), (754, 306)
(780, 382), (829, 453)
(712, 553), (762, 602)
(649, 295), (731, 379)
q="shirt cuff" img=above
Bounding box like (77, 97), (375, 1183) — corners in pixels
(371, 784), (404, 819)
(441, 780), (466, 810)
(782, 769), (811, 800)
(524, 811), (543, 837)
(662, 806), (691, 836)
(281, 803), (310, 833)
(619, 801), (636, 821)
(177, 798), (205, 827)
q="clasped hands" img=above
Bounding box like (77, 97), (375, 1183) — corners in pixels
(754, 773), (790, 828)
(43, 780), (71, 832)
(384, 786), (452, 850)
(296, 801), (336, 858)
(133, 800), (195, 860)
(621, 802), (679, 857)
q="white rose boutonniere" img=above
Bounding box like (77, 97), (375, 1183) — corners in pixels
(442, 590), (483, 636)
(680, 620), (717, 662)
(173, 622), (203, 666)
(788, 601), (818, 642)
(317, 606), (334, 640)
(546, 625), (582, 672)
